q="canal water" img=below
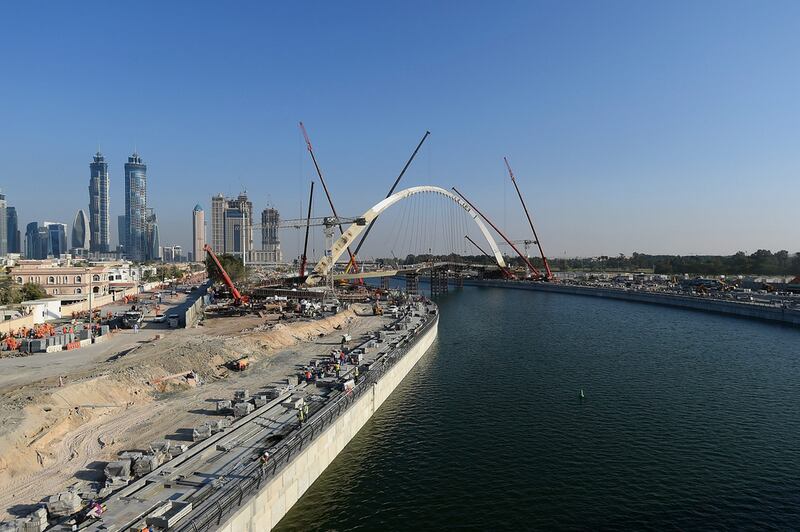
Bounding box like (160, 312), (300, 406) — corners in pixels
(276, 286), (800, 530)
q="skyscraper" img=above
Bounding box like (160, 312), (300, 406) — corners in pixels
(89, 151), (110, 252)
(6, 206), (19, 254)
(71, 209), (90, 251)
(261, 207), (281, 262)
(210, 194), (225, 252)
(118, 215), (127, 253)
(25, 223), (48, 259)
(124, 152), (147, 261)
(210, 192), (253, 259)
(0, 192), (7, 256)
(47, 223), (68, 257)
(192, 204), (205, 262)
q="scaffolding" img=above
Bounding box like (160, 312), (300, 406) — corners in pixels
(405, 272), (419, 296)
(430, 268), (449, 297)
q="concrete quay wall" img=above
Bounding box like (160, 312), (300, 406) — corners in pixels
(217, 316), (439, 532)
(464, 279), (800, 327)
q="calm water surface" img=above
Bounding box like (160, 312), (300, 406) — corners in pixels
(275, 286), (800, 530)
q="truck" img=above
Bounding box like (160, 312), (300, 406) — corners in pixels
(122, 311), (144, 329)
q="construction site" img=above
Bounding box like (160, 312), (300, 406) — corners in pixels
(0, 124), (556, 531)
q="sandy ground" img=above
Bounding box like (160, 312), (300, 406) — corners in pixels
(0, 305), (382, 519)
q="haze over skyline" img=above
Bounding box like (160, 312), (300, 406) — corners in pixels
(1, 1), (799, 260)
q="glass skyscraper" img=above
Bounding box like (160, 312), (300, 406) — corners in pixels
(6, 206), (19, 254)
(124, 152), (147, 262)
(89, 151), (110, 252)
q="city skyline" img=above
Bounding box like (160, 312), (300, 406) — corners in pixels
(2, 2), (800, 258)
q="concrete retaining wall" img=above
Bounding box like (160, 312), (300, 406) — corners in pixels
(0, 313), (36, 335)
(464, 279), (800, 327)
(182, 282), (212, 327)
(217, 317), (439, 532)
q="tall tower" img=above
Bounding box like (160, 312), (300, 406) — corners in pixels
(124, 152), (147, 261)
(192, 204), (205, 262)
(89, 152), (110, 252)
(261, 207), (281, 262)
(211, 194), (225, 252)
(0, 192), (6, 256)
(71, 209), (90, 250)
(6, 206), (19, 254)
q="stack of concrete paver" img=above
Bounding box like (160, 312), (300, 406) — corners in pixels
(192, 423), (212, 442)
(233, 402), (253, 418)
(104, 460), (132, 487)
(45, 492), (82, 517)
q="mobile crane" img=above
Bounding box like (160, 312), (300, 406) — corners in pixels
(203, 244), (249, 306)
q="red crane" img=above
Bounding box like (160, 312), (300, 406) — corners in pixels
(504, 157), (553, 280)
(204, 244), (249, 305)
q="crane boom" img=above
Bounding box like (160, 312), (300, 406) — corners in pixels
(452, 187), (542, 278)
(352, 131), (431, 262)
(299, 181), (314, 278)
(504, 157), (553, 280)
(203, 244), (247, 305)
(298, 122), (359, 272)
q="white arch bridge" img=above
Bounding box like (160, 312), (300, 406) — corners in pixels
(304, 185), (507, 287)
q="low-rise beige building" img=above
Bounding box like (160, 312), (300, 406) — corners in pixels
(10, 260), (111, 302)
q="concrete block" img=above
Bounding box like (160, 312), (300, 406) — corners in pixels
(192, 424), (212, 441)
(211, 419), (230, 433)
(45, 492), (82, 517)
(233, 402), (254, 418)
(282, 396), (305, 410)
(103, 460), (131, 480)
(216, 400), (232, 413)
(264, 388), (281, 399)
(254, 395), (267, 407)
(234, 389), (249, 401)
(100, 325), (110, 336)
(93, 334), (108, 344)
(149, 441), (171, 454)
(79, 329), (91, 341)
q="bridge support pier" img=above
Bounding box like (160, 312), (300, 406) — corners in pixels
(430, 268), (449, 297)
(405, 273), (419, 296)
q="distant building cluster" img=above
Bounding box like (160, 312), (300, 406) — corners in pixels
(209, 192), (281, 264)
(1, 150), (284, 269)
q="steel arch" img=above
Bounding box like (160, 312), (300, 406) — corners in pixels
(305, 185), (507, 286)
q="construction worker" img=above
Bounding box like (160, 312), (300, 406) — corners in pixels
(260, 450), (270, 469)
(354, 366), (359, 380)
(297, 407), (305, 424)
(335, 363), (340, 378)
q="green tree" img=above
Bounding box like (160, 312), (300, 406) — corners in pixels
(205, 253), (245, 283)
(21, 283), (47, 301)
(0, 271), (20, 304)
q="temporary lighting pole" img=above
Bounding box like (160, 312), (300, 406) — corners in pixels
(452, 187), (542, 278)
(352, 131), (431, 264)
(298, 122), (358, 270)
(299, 181), (315, 278)
(504, 157), (553, 280)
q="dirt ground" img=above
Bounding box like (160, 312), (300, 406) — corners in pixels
(0, 305), (382, 519)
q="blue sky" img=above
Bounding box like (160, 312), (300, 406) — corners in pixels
(1, 1), (799, 259)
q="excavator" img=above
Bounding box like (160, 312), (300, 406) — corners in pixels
(203, 244), (249, 306)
